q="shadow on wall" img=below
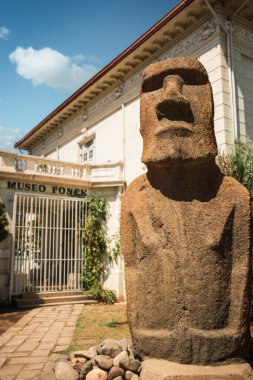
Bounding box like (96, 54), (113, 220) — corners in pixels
(236, 55), (253, 140)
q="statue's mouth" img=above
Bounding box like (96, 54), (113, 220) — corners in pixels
(155, 99), (194, 136)
(155, 119), (194, 137)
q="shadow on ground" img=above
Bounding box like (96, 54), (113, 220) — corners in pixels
(0, 305), (29, 335)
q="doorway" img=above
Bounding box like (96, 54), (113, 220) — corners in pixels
(10, 193), (87, 296)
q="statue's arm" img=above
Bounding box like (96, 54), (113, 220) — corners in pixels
(120, 193), (137, 268)
(229, 192), (252, 332)
(194, 191), (252, 338)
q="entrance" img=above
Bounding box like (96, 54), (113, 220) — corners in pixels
(10, 193), (87, 296)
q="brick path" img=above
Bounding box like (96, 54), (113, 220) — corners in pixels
(0, 304), (83, 380)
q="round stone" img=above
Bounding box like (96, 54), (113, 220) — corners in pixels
(94, 355), (113, 371)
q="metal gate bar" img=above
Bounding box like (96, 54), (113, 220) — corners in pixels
(10, 193), (87, 296)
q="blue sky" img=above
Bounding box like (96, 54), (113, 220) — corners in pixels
(0, 0), (179, 150)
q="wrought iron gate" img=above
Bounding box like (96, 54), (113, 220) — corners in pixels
(10, 193), (87, 295)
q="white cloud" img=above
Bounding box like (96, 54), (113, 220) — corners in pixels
(9, 47), (99, 91)
(0, 126), (23, 150)
(0, 27), (10, 40)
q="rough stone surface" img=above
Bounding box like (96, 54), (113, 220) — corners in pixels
(121, 57), (252, 365)
(71, 349), (97, 360)
(108, 366), (125, 380)
(113, 351), (129, 367)
(72, 357), (87, 365)
(97, 339), (123, 358)
(140, 359), (253, 379)
(72, 363), (82, 374)
(119, 356), (141, 373)
(126, 371), (139, 380)
(80, 360), (93, 380)
(86, 367), (108, 379)
(119, 339), (130, 352)
(94, 354), (114, 371)
(54, 360), (79, 380)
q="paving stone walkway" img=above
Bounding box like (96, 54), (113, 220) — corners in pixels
(0, 304), (83, 380)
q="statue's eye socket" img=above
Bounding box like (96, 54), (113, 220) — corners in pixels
(142, 77), (163, 93)
(142, 70), (208, 93)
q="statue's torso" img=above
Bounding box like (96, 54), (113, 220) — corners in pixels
(122, 174), (251, 363)
(132, 184), (233, 331)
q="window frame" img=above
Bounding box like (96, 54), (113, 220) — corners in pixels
(79, 133), (95, 164)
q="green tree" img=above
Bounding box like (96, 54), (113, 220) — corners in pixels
(0, 201), (9, 242)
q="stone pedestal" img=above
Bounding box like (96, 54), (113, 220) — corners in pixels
(140, 359), (253, 379)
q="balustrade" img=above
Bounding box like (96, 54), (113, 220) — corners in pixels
(0, 150), (123, 184)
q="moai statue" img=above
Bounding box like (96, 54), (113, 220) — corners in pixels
(121, 57), (251, 365)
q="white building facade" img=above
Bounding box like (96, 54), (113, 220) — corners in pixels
(0, 0), (253, 301)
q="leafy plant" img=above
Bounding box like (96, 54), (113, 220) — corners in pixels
(82, 196), (108, 290)
(86, 282), (118, 304)
(217, 138), (253, 196)
(105, 321), (117, 328)
(109, 232), (120, 263)
(0, 201), (9, 242)
(82, 196), (119, 304)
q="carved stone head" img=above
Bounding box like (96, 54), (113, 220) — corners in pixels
(140, 57), (218, 167)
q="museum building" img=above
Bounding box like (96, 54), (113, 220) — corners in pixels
(0, 0), (253, 302)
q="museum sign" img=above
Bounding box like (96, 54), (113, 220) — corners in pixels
(7, 181), (87, 197)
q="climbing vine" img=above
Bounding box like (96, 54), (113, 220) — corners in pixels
(0, 201), (9, 243)
(82, 196), (119, 303)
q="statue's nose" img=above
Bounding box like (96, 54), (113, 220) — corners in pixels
(156, 75), (193, 122)
(163, 75), (188, 105)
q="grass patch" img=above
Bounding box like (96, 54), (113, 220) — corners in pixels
(62, 303), (130, 354)
(105, 321), (117, 328)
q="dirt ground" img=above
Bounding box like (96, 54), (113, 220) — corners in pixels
(0, 307), (28, 335)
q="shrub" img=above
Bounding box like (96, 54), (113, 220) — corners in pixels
(86, 282), (118, 304)
(0, 201), (9, 242)
(217, 138), (253, 196)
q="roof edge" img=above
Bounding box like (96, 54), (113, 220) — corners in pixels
(15, 0), (194, 149)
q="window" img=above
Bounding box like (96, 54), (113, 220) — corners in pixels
(80, 138), (95, 163)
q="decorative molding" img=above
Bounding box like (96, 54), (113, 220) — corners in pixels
(81, 111), (89, 121)
(124, 71), (143, 93)
(40, 127), (65, 151)
(160, 20), (217, 60)
(40, 113), (85, 151)
(57, 128), (63, 138)
(233, 23), (253, 46)
(115, 84), (124, 99)
(87, 84), (125, 117)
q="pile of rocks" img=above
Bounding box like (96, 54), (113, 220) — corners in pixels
(34, 338), (141, 380)
(70, 338), (141, 379)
